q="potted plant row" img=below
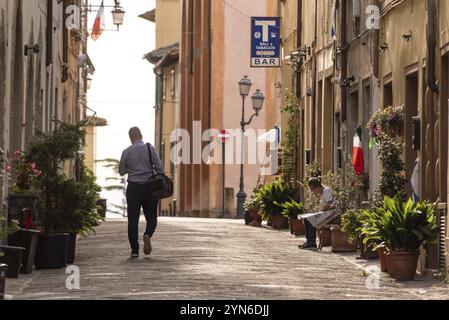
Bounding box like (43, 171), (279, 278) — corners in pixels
(362, 196), (438, 281)
(25, 121), (102, 269)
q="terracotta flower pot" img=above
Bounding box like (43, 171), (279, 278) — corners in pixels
(388, 251), (419, 281)
(245, 209), (262, 227)
(270, 214), (289, 230)
(317, 227), (333, 249)
(378, 247), (388, 272)
(289, 218), (305, 236)
(385, 252), (397, 278)
(330, 226), (357, 252)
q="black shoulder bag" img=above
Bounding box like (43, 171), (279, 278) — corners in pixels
(146, 143), (174, 199)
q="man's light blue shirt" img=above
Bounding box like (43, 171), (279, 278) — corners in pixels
(119, 141), (164, 183)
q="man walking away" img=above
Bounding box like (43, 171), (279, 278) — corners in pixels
(119, 127), (164, 258)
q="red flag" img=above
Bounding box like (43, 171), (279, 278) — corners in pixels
(352, 126), (364, 176)
(91, 1), (105, 41)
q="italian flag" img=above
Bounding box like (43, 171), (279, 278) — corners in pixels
(91, 1), (105, 41)
(352, 126), (364, 176)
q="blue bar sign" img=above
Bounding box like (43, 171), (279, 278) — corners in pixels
(251, 17), (281, 68)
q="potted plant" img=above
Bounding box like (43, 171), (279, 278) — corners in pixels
(65, 162), (102, 263)
(256, 179), (297, 230)
(330, 221), (357, 253)
(362, 196), (438, 281)
(341, 209), (378, 259)
(4, 150), (41, 226)
(243, 190), (262, 227)
(277, 199), (305, 236)
(3, 151), (42, 274)
(28, 121), (101, 269)
(0, 219), (25, 278)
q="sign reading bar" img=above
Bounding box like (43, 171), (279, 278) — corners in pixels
(251, 17), (281, 68)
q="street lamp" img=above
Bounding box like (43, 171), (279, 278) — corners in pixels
(111, 1), (125, 31)
(236, 76), (265, 219)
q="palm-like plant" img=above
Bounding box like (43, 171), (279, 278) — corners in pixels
(96, 158), (127, 217)
(276, 198), (304, 220)
(362, 196), (438, 252)
(256, 179), (298, 221)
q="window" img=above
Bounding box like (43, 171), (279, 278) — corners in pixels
(383, 82), (393, 106)
(171, 69), (176, 97)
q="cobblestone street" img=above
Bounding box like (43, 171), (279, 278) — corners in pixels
(5, 217), (449, 300)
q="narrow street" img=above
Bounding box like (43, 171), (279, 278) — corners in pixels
(5, 218), (449, 300)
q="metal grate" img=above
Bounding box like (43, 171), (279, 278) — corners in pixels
(438, 203), (447, 271)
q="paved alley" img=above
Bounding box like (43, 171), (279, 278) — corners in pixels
(5, 217), (449, 300)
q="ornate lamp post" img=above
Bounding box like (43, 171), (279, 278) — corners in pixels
(236, 75), (265, 219)
(111, 0), (125, 31)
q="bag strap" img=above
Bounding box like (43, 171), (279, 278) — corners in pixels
(146, 143), (155, 176)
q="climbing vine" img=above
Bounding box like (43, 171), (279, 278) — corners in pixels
(280, 90), (300, 185)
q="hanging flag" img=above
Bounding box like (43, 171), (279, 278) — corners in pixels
(91, 1), (105, 41)
(352, 126), (364, 176)
(330, 0), (337, 41)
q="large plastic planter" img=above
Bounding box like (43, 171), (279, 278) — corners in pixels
(34, 233), (69, 269)
(66, 233), (77, 264)
(0, 245), (25, 278)
(0, 264), (6, 300)
(8, 229), (39, 274)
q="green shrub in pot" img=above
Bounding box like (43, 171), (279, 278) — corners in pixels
(362, 196), (438, 252)
(256, 179), (298, 221)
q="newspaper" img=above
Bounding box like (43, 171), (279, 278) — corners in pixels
(299, 210), (339, 229)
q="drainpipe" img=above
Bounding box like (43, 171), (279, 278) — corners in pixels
(297, 0), (303, 193)
(372, 0), (380, 79)
(296, 0), (302, 99)
(426, 0), (439, 94)
(311, 0), (317, 161)
(340, 0), (348, 122)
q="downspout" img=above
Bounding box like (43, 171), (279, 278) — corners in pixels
(311, 0), (317, 161)
(426, 0), (439, 93)
(297, 0), (303, 193)
(372, 0), (380, 79)
(296, 0), (302, 99)
(340, 0), (348, 122)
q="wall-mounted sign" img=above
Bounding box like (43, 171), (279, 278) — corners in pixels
(251, 17), (281, 68)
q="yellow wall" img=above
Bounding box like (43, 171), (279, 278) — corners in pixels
(156, 0), (181, 48)
(155, 0), (180, 214)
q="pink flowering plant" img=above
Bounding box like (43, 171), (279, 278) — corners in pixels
(4, 151), (42, 193)
(367, 105), (404, 148)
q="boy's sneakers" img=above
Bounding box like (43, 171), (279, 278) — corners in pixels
(143, 235), (152, 255)
(131, 252), (139, 258)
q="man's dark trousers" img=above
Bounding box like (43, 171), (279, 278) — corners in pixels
(126, 182), (159, 254)
(304, 219), (317, 245)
